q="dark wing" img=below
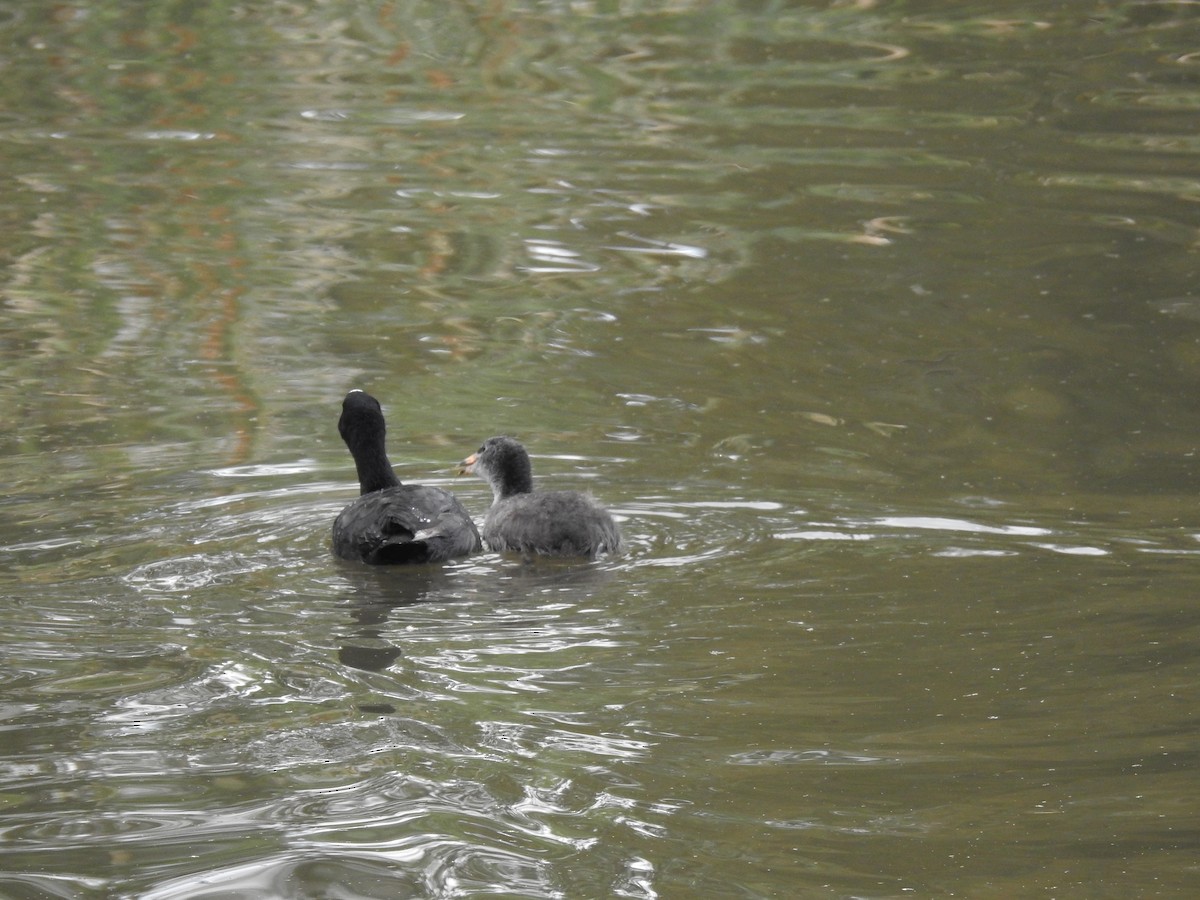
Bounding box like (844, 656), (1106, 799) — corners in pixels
(333, 485), (481, 565)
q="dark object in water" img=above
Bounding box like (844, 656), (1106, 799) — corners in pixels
(332, 390), (481, 565)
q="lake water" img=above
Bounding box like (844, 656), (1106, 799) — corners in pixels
(2, 1), (1199, 896)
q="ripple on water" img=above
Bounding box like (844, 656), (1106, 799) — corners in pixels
(27, 644), (197, 699)
(10, 467), (1193, 900)
(136, 846), (554, 900)
(613, 496), (797, 572)
(770, 508), (1200, 559)
(122, 553), (278, 594)
(119, 760), (613, 896)
(0, 874), (107, 898)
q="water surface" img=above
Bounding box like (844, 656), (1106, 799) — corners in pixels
(2, 1), (1199, 897)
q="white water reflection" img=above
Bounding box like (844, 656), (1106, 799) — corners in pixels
(870, 515), (1052, 536)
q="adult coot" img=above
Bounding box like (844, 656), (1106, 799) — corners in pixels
(459, 435), (623, 559)
(332, 390), (481, 564)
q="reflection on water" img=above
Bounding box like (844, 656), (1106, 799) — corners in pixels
(3, 0), (1200, 897)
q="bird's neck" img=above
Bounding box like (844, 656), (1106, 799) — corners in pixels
(496, 468), (533, 500)
(355, 443), (402, 495)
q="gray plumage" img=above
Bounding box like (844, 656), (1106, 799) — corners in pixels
(460, 435), (623, 559)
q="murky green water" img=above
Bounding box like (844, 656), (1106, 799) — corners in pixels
(3, 1), (1199, 896)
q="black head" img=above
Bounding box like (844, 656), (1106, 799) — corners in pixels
(462, 435), (534, 499)
(339, 390), (400, 494)
(339, 390), (385, 451)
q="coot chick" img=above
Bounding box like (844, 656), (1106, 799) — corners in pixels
(459, 435), (623, 559)
(332, 390), (481, 564)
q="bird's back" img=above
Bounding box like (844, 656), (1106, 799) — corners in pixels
(333, 484), (481, 564)
(483, 490), (622, 558)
